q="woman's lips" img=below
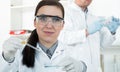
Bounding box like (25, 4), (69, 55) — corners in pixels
(44, 31), (54, 35)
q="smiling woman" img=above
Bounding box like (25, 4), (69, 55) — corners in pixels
(0, 1), (87, 72)
(0, 0), (86, 72)
(0, 1), (64, 72)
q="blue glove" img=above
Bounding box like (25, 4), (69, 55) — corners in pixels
(111, 16), (119, 22)
(106, 16), (120, 23)
(87, 19), (104, 34)
(106, 21), (119, 33)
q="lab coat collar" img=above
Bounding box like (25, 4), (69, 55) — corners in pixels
(71, 2), (88, 14)
(36, 41), (66, 60)
(71, 2), (84, 12)
(51, 41), (66, 60)
(36, 43), (45, 53)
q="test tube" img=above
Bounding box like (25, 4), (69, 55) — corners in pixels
(20, 40), (41, 52)
(26, 43), (41, 52)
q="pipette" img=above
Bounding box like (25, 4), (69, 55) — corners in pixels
(26, 43), (41, 52)
(21, 40), (40, 52)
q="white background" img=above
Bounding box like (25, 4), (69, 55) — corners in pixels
(0, 0), (10, 51)
(89, 0), (120, 18)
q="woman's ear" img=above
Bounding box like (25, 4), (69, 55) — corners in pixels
(62, 21), (65, 28)
(34, 19), (37, 28)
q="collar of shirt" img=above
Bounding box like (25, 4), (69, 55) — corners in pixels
(84, 8), (88, 14)
(38, 41), (58, 56)
(70, 2), (88, 14)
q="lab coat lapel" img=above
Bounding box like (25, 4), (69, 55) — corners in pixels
(51, 41), (65, 60)
(36, 43), (50, 60)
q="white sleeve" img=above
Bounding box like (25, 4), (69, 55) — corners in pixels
(100, 27), (116, 48)
(0, 50), (19, 72)
(0, 51), (14, 72)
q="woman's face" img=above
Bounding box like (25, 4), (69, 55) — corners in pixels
(34, 5), (64, 44)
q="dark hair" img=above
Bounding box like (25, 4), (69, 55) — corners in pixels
(42, 0), (60, 1)
(35, 0), (64, 18)
(22, 1), (64, 68)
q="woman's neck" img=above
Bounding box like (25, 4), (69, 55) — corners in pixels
(39, 40), (56, 49)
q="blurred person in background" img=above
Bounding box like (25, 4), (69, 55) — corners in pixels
(0, 0), (86, 72)
(58, 0), (120, 72)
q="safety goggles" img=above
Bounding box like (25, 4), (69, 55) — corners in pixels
(35, 14), (64, 27)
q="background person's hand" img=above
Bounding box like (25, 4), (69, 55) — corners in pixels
(104, 16), (120, 34)
(106, 21), (119, 34)
(2, 36), (24, 62)
(106, 16), (119, 23)
(112, 16), (119, 22)
(58, 56), (86, 72)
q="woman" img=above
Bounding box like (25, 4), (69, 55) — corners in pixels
(1, 1), (86, 72)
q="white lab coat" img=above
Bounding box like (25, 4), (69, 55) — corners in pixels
(58, 2), (116, 72)
(0, 41), (75, 72)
